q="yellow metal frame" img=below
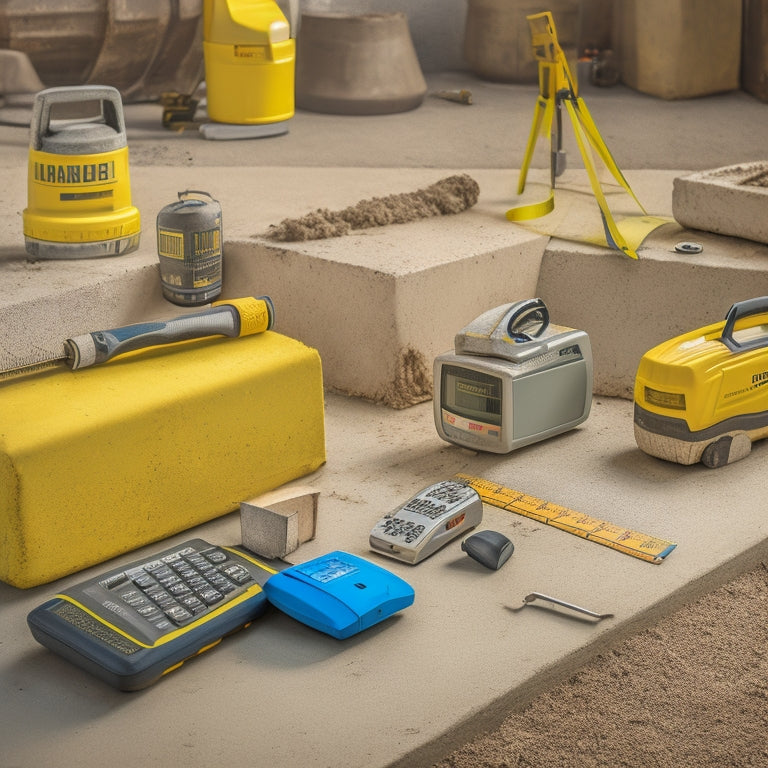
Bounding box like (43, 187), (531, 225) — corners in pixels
(507, 12), (647, 260)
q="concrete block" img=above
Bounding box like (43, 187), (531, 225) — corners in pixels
(226, 233), (545, 408)
(0, 166), (547, 410)
(672, 163), (768, 245)
(616, 0), (742, 99)
(536, 224), (768, 399)
(225, 173), (547, 408)
(240, 485), (319, 559)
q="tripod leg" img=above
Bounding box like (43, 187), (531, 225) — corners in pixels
(564, 97), (639, 259)
(517, 95), (553, 194)
(570, 97), (647, 214)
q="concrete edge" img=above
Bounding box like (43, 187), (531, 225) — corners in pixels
(388, 535), (768, 768)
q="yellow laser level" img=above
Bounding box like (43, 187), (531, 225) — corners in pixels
(507, 12), (659, 260)
(22, 86), (141, 259)
(635, 297), (768, 468)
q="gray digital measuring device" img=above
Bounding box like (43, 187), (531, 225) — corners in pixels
(369, 480), (483, 564)
(433, 299), (592, 454)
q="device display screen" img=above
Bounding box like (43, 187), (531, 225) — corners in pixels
(441, 365), (502, 425)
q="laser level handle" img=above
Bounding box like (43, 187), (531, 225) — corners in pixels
(64, 296), (274, 370)
(720, 296), (768, 353)
(505, 297), (549, 341)
(30, 85), (126, 152)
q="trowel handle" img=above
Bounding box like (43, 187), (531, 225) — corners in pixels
(720, 296), (768, 353)
(30, 85), (126, 151)
(64, 296), (275, 370)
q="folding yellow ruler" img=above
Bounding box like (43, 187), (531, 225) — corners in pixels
(506, 12), (668, 259)
(454, 474), (676, 564)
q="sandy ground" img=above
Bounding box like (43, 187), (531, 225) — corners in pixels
(435, 562), (768, 768)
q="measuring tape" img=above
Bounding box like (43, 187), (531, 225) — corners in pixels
(454, 474), (676, 564)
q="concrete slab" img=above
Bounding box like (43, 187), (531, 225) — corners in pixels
(8, 161), (768, 404)
(2, 72), (768, 768)
(0, 164), (546, 404)
(3, 392), (768, 768)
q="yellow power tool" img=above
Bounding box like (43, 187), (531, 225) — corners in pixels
(22, 85), (141, 259)
(202, 0), (295, 133)
(635, 297), (768, 468)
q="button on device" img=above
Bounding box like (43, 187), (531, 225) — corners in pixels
(179, 595), (207, 615)
(164, 605), (194, 625)
(168, 582), (192, 596)
(203, 548), (229, 564)
(99, 572), (129, 590)
(131, 572), (157, 590)
(197, 587), (224, 606)
(222, 564), (253, 585)
(120, 589), (145, 606)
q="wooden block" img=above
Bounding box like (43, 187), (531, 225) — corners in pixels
(240, 485), (319, 559)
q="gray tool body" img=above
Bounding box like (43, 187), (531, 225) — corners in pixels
(434, 299), (592, 453)
(369, 480), (483, 564)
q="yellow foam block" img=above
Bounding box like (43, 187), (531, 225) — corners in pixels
(0, 331), (325, 588)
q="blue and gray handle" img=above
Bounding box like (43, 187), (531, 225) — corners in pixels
(64, 296), (275, 369)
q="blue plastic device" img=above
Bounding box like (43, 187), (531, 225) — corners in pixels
(263, 551), (415, 639)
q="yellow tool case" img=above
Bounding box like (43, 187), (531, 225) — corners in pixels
(0, 331), (325, 588)
(634, 297), (768, 468)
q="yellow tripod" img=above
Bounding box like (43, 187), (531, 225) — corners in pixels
(507, 12), (648, 259)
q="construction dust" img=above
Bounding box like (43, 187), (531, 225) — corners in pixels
(262, 174), (480, 242)
(711, 161), (768, 187)
(377, 347), (433, 409)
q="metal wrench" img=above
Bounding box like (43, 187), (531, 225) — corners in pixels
(513, 592), (613, 620)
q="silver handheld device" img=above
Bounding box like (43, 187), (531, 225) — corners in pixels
(369, 480), (483, 565)
(433, 299), (592, 454)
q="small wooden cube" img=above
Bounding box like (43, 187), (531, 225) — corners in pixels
(240, 485), (319, 559)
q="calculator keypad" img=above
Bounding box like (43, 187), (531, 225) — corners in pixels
(97, 544), (255, 634)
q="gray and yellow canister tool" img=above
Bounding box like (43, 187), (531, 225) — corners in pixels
(22, 85), (141, 259)
(157, 190), (223, 307)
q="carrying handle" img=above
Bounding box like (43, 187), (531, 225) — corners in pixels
(178, 190), (217, 204)
(30, 85), (126, 151)
(505, 298), (550, 342)
(720, 297), (768, 353)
